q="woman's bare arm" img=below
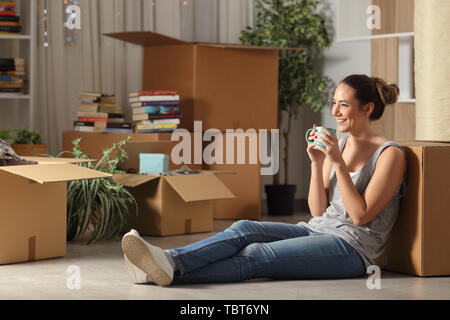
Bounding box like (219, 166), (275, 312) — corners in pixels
(334, 146), (406, 225)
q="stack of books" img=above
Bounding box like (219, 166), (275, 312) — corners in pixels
(74, 92), (132, 133)
(0, 58), (25, 95)
(129, 90), (182, 133)
(0, 1), (21, 35)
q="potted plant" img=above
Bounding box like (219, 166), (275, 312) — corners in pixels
(10, 128), (48, 156)
(0, 129), (13, 141)
(57, 136), (138, 243)
(240, 0), (332, 215)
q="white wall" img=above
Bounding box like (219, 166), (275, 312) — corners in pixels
(261, 0), (371, 204)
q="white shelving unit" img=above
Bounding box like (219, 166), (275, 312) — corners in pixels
(0, 0), (36, 130)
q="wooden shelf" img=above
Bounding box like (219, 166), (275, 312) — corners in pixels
(0, 94), (30, 100)
(0, 34), (31, 40)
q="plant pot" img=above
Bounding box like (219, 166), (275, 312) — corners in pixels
(265, 184), (297, 216)
(11, 144), (48, 157)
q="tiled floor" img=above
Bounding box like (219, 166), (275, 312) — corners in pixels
(0, 212), (449, 300)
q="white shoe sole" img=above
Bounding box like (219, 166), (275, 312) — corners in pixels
(122, 233), (173, 286)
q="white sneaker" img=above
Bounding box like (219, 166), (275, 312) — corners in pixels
(121, 229), (174, 286)
(124, 254), (153, 284)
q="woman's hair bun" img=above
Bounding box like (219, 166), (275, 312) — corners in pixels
(372, 77), (400, 106)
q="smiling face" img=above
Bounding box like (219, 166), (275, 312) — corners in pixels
(331, 83), (373, 134)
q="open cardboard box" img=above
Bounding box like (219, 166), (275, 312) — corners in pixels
(104, 31), (303, 131)
(112, 140), (236, 235)
(380, 141), (450, 276)
(0, 157), (111, 265)
(113, 171), (235, 236)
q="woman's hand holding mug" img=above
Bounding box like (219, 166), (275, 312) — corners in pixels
(306, 124), (326, 164)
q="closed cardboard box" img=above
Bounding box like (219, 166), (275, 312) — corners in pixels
(103, 31), (302, 132)
(381, 141), (450, 276)
(203, 130), (263, 220)
(0, 158), (110, 265)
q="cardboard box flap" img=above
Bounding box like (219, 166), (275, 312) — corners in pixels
(104, 31), (188, 46)
(104, 31), (305, 51)
(112, 173), (160, 187)
(197, 42), (305, 51)
(23, 157), (95, 164)
(164, 173), (235, 202)
(0, 163), (111, 184)
(398, 141), (450, 147)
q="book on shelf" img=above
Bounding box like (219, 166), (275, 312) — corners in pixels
(0, 70), (24, 76)
(0, 11), (16, 17)
(107, 114), (125, 123)
(77, 91), (101, 100)
(0, 14), (19, 22)
(78, 117), (108, 123)
(74, 121), (106, 128)
(130, 100), (179, 107)
(76, 111), (108, 118)
(128, 90), (179, 97)
(136, 118), (180, 126)
(102, 128), (133, 133)
(99, 94), (116, 105)
(74, 121), (132, 129)
(135, 128), (176, 133)
(132, 105), (180, 114)
(78, 102), (99, 113)
(132, 112), (182, 122)
(0, 58), (24, 72)
(129, 94), (180, 103)
(0, 25), (20, 32)
(131, 106), (160, 115)
(74, 126), (105, 133)
(0, 74), (22, 81)
(98, 104), (123, 114)
(0, 87), (23, 94)
(0, 80), (22, 88)
(0, 21), (19, 26)
(136, 123), (178, 130)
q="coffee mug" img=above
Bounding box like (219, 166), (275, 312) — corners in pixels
(305, 126), (336, 150)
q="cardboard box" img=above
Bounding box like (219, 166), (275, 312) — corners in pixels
(113, 172), (235, 236)
(112, 139), (235, 235)
(103, 31), (301, 132)
(202, 130), (262, 220)
(381, 141), (450, 276)
(0, 157), (111, 265)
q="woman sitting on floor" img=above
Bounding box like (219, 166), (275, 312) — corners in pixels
(121, 74), (407, 286)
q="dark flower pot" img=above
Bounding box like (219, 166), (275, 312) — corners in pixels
(265, 184), (297, 216)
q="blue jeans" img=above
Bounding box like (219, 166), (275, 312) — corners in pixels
(169, 220), (366, 284)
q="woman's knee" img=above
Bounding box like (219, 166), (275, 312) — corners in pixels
(228, 219), (258, 234)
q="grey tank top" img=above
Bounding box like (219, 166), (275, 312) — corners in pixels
(298, 135), (408, 268)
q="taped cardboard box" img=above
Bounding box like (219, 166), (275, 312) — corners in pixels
(381, 141), (450, 276)
(113, 172), (235, 236)
(0, 157), (111, 265)
(104, 31), (303, 131)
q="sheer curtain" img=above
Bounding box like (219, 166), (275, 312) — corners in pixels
(33, 0), (254, 154)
